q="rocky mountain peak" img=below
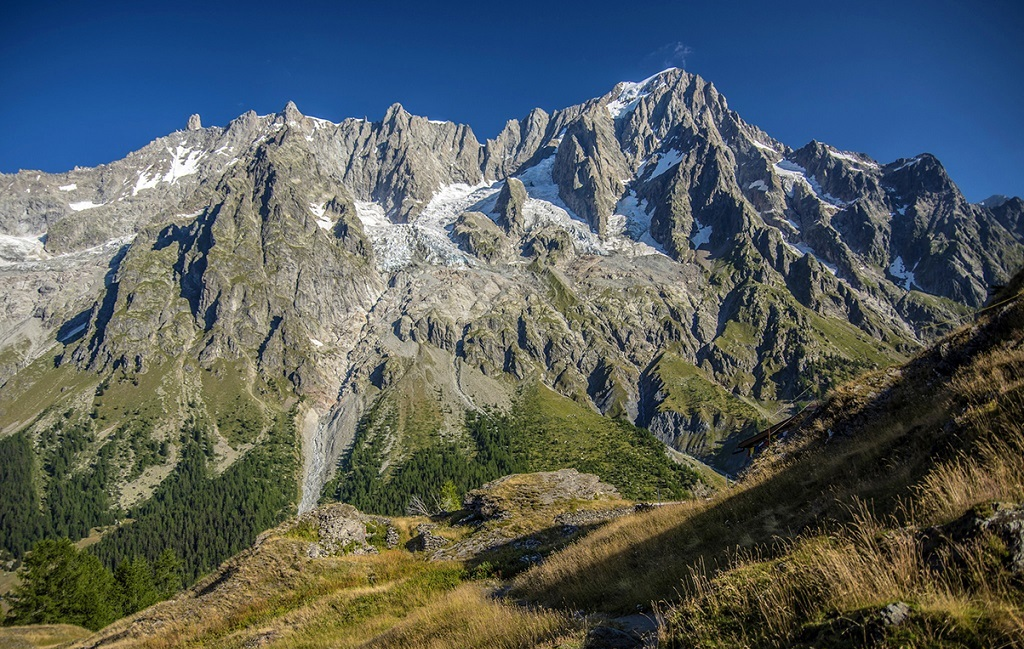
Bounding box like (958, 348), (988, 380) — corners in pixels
(383, 102), (411, 126)
(281, 100), (303, 124)
(186, 113), (202, 131)
(980, 194), (1011, 209)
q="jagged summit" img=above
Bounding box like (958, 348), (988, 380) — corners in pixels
(281, 100), (302, 123)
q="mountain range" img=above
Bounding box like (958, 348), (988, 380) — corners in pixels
(1, 68), (1021, 580)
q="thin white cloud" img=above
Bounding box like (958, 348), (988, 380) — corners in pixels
(647, 42), (694, 69)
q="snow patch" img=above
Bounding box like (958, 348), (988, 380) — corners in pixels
(827, 146), (879, 169)
(782, 240), (839, 276)
(309, 202), (333, 230)
(650, 150), (684, 178)
(309, 338), (324, 348)
(606, 72), (662, 119)
(774, 159), (847, 207)
(162, 145), (203, 183)
(610, 191), (666, 256)
(58, 183), (77, 191)
(132, 166), (160, 196)
(69, 201), (104, 211)
(516, 156), (668, 257)
(891, 157), (921, 173)
(748, 179), (769, 192)
(515, 156), (610, 255)
(889, 256), (916, 291)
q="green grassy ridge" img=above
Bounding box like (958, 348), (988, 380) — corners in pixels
(652, 351), (766, 424)
(711, 280), (905, 400)
(324, 381), (703, 516)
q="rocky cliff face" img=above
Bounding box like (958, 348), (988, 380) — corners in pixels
(1, 68), (1021, 516)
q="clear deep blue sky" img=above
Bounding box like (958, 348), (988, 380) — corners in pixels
(1, 0), (1021, 201)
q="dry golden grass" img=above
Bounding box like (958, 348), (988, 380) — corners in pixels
(68, 535), (578, 649)
(0, 624), (93, 649)
(914, 350), (1024, 524)
(362, 583), (573, 649)
(666, 517), (1024, 647)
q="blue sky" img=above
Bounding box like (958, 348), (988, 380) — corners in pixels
(1, 0), (1021, 201)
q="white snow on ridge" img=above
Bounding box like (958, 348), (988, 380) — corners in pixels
(827, 146), (879, 169)
(891, 157), (921, 173)
(773, 159), (847, 208)
(69, 201), (104, 211)
(650, 150), (684, 178)
(59, 183), (77, 191)
(748, 179), (769, 192)
(607, 87), (646, 119)
(162, 145), (203, 183)
(889, 256), (916, 291)
(606, 71), (665, 119)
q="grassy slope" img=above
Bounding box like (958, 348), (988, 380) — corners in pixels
(0, 624), (92, 649)
(511, 283), (1024, 646)
(324, 379), (706, 516)
(64, 518), (582, 649)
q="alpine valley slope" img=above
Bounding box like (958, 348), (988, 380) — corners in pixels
(1, 69), (1021, 577)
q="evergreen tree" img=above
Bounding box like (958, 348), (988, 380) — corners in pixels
(151, 548), (183, 599)
(438, 480), (461, 512)
(114, 556), (158, 615)
(5, 538), (120, 631)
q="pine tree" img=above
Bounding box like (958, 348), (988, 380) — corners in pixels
(152, 548), (183, 599)
(5, 538), (119, 630)
(114, 555), (158, 615)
